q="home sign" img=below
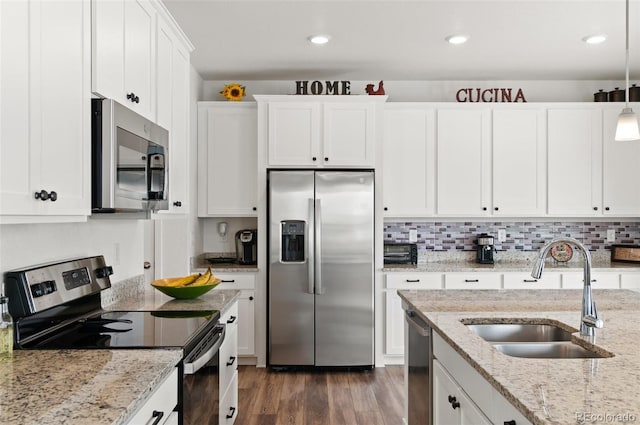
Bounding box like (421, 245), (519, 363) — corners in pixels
(295, 80), (351, 95)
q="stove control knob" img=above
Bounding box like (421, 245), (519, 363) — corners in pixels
(30, 283), (44, 298)
(95, 266), (114, 279)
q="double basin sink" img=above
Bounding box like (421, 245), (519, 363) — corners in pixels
(464, 321), (613, 359)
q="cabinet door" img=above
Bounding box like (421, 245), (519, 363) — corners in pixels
(91, 0), (125, 104)
(198, 103), (257, 216)
(436, 109), (491, 216)
(323, 102), (375, 166)
(547, 108), (602, 216)
(237, 290), (255, 356)
(433, 360), (460, 425)
(123, 0), (155, 119)
(383, 106), (435, 216)
(385, 290), (405, 356)
(1, 0), (90, 218)
(268, 102), (321, 166)
(458, 390), (492, 425)
(603, 107), (640, 216)
(155, 18), (173, 132)
(492, 109), (546, 216)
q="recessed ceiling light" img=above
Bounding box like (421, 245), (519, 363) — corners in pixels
(446, 34), (469, 45)
(308, 35), (330, 45)
(582, 34), (607, 44)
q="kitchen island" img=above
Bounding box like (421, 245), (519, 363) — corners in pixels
(399, 289), (640, 425)
(0, 288), (240, 425)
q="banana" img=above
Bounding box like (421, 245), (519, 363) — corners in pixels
(188, 267), (212, 286)
(164, 273), (200, 287)
(207, 271), (220, 285)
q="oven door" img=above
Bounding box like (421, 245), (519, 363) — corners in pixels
(182, 324), (225, 425)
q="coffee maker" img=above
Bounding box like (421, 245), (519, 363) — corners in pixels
(476, 233), (496, 264)
(235, 229), (258, 265)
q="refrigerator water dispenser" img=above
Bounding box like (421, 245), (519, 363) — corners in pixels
(281, 220), (305, 262)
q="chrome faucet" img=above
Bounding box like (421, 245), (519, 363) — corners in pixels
(531, 237), (604, 337)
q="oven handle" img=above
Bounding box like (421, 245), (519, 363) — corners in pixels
(183, 324), (225, 375)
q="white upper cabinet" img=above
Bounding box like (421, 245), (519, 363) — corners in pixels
(1, 0), (91, 221)
(602, 106), (640, 216)
(198, 102), (258, 217)
(547, 107), (602, 216)
(257, 95), (385, 168)
(492, 108), (546, 216)
(382, 104), (435, 217)
(92, 0), (156, 120)
(436, 108), (491, 216)
(154, 16), (192, 215)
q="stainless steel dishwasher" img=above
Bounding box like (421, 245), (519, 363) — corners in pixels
(404, 303), (432, 425)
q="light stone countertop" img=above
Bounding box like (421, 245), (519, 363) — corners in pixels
(0, 287), (240, 425)
(398, 289), (640, 425)
(384, 259), (640, 273)
(0, 349), (181, 425)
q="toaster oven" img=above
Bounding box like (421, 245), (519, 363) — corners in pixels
(384, 243), (418, 265)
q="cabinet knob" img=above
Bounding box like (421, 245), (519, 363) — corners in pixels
(126, 92), (140, 103)
(593, 207), (598, 211)
(605, 207), (610, 211)
(252, 207), (257, 211)
(504, 421), (516, 425)
(383, 207), (388, 211)
(482, 207), (487, 211)
(249, 296), (254, 301)
(494, 207), (499, 211)
(49, 191), (57, 202)
(324, 157), (329, 162)
(173, 201), (182, 207)
(34, 190), (49, 201)
(448, 395), (460, 409)
(312, 156), (317, 161)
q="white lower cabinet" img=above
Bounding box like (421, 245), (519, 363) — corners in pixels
(503, 272), (561, 289)
(444, 273), (501, 289)
(561, 271), (620, 289)
(220, 301), (239, 425)
(215, 273), (256, 358)
(126, 368), (178, 425)
(621, 273), (640, 292)
(384, 273), (442, 359)
(433, 332), (532, 425)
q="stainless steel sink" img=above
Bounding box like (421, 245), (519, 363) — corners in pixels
(466, 323), (572, 343)
(464, 320), (614, 359)
(493, 342), (609, 359)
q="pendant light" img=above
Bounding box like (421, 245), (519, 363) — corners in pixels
(615, 0), (640, 141)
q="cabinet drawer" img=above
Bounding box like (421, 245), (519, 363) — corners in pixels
(214, 273), (256, 290)
(503, 272), (561, 289)
(127, 368), (178, 425)
(492, 389), (533, 425)
(621, 273), (640, 292)
(444, 272), (501, 289)
(561, 272), (620, 289)
(219, 372), (238, 425)
(385, 273), (443, 289)
(220, 319), (238, 396)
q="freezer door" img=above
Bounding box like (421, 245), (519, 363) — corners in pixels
(268, 171), (315, 365)
(315, 171), (374, 366)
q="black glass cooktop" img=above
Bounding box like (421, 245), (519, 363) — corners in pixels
(21, 310), (220, 350)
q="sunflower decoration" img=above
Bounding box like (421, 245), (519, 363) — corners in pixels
(220, 83), (246, 101)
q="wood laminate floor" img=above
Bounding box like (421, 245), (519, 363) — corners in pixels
(236, 365), (404, 425)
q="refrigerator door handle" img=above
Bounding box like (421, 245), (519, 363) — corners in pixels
(315, 198), (323, 295)
(307, 198), (315, 295)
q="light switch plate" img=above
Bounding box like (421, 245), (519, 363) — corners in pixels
(607, 229), (616, 242)
(497, 229), (506, 242)
(409, 229), (418, 243)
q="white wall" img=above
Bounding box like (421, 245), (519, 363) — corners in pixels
(202, 79), (627, 102)
(201, 217), (258, 254)
(0, 219), (143, 282)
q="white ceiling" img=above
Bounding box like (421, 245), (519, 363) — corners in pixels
(163, 0), (640, 82)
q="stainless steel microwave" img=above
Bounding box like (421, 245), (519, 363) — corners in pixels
(91, 99), (169, 214)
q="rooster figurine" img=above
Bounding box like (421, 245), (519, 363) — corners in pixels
(365, 80), (385, 95)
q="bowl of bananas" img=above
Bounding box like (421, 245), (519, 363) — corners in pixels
(151, 267), (221, 299)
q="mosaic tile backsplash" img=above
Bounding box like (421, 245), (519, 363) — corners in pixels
(384, 221), (640, 253)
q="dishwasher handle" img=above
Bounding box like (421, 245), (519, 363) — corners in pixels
(405, 310), (431, 337)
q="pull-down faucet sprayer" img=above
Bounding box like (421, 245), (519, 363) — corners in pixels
(532, 237), (603, 337)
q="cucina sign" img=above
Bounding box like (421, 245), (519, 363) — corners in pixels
(456, 88), (527, 103)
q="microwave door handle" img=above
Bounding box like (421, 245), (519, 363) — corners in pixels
(183, 325), (225, 375)
(307, 198), (314, 295)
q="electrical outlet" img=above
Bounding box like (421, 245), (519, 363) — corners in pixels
(497, 229), (506, 243)
(409, 229), (418, 243)
(607, 229), (616, 242)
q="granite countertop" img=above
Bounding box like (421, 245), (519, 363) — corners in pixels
(0, 286), (241, 425)
(398, 289), (640, 425)
(0, 349), (181, 425)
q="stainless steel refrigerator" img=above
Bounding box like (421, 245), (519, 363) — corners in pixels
(268, 170), (375, 367)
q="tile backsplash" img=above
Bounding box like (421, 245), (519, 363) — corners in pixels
(384, 221), (640, 253)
